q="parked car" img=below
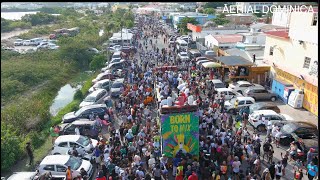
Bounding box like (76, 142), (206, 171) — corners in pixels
(92, 72), (115, 84)
(249, 102), (281, 114)
(62, 104), (107, 123)
(178, 52), (189, 61)
(195, 56), (208, 62)
(279, 122), (318, 146)
(30, 38), (43, 46)
(14, 39), (24, 46)
(108, 45), (122, 52)
(23, 40), (31, 46)
(121, 46), (132, 54)
(37, 155), (93, 178)
(88, 79), (113, 93)
(216, 88), (243, 100)
(243, 86), (277, 101)
(224, 97), (255, 114)
(107, 61), (125, 71)
(229, 81), (264, 94)
(59, 120), (100, 139)
(207, 79), (226, 90)
(248, 110), (293, 131)
(110, 79), (125, 97)
(79, 89), (108, 108)
(87, 48), (100, 54)
(51, 135), (98, 156)
(47, 43), (60, 50)
(105, 58), (124, 66)
(196, 60), (210, 65)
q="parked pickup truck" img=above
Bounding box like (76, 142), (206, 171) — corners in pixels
(200, 50), (217, 62)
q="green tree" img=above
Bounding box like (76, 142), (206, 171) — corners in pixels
(89, 54), (106, 71)
(177, 17), (199, 35)
(203, 8), (216, 15)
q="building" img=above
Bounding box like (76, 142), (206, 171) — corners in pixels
(205, 34), (243, 49)
(235, 2), (274, 12)
(172, 12), (216, 29)
(179, 3), (197, 11)
(271, 9), (291, 27)
(189, 25), (250, 41)
(263, 9), (318, 115)
(250, 23), (287, 32)
(225, 14), (254, 25)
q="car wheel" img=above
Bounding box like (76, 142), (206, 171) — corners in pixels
(228, 109), (235, 114)
(270, 96), (276, 102)
(257, 125), (266, 132)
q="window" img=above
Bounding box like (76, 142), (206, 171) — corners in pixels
(312, 13), (317, 26)
(269, 46), (274, 55)
(58, 142), (69, 147)
(43, 165), (55, 171)
(70, 142), (81, 148)
(246, 101), (253, 105)
(303, 57), (311, 68)
(238, 101), (245, 105)
(56, 165), (67, 172)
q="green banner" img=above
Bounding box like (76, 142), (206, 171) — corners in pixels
(161, 112), (199, 158)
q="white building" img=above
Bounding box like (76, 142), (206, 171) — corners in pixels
(191, 26), (250, 41)
(271, 9), (291, 27)
(179, 3), (197, 11)
(205, 34), (243, 49)
(239, 32), (266, 45)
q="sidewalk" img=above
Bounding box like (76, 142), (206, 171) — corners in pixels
(273, 100), (318, 128)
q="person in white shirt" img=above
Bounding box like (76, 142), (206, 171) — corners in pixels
(267, 119), (272, 137)
(187, 94), (194, 105)
(167, 96), (173, 106)
(75, 126), (80, 135)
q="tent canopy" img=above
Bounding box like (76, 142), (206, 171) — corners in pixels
(202, 62), (222, 68)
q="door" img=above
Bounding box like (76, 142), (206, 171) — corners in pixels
(245, 100), (254, 107)
(65, 124), (76, 135)
(70, 142), (85, 155)
(42, 165), (55, 175)
(238, 100), (245, 108)
(259, 89), (270, 100)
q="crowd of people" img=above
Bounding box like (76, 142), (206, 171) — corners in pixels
(42, 15), (319, 180)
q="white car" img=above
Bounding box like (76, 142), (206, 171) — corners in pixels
(37, 155), (93, 178)
(108, 45), (122, 52)
(178, 52), (189, 61)
(92, 72), (114, 84)
(229, 80), (263, 94)
(224, 96), (255, 114)
(14, 39), (24, 46)
(47, 43), (59, 50)
(216, 88), (243, 100)
(51, 135), (98, 156)
(79, 89), (108, 108)
(196, 60), (210, 65)
(6, 171), (65, 180)
(248, 110), (294, 131)
(88, 79), (113, 93)
(23, 40), (31, 46)
(105, 58), (122, 66)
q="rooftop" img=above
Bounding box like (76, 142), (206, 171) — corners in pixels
(264, 30), (289, 39)
(226, 13), (253, 17)
(216, 56), (253, 66)
(212, 34), (243, 43)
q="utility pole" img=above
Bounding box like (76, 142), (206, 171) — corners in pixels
(120, 21), (123, 46)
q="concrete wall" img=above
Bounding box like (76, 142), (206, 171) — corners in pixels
(272, 10), (291, 27)
(242, 33), (266, 45)
(192, 29), (250, 41)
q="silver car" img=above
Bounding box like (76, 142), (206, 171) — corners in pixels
(229, 80), (263, 94)
(243, 86), (277, 101)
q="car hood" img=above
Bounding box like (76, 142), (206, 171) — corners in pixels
(63, 112), (76, 120)
(280, 114), (294, 120)
(79, 101), (94, 108)
(224, 101), (232, 107)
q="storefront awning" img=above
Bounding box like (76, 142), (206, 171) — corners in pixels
(216, 56), (253, 66)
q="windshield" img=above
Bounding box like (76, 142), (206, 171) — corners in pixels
(249, 103), (261, 114)
(215, 83), (225, 88)
(113, 55), (120, 59)
(282, 123), (296, 133)
(94, 83), (102, 88)
(77, 136), (90, 146)
(65, 156), (82, 170)
(84, 95), (96, 102)
(112, 83), (122, 88)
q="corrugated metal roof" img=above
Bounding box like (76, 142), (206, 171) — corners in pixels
(216, 56), (253, 66)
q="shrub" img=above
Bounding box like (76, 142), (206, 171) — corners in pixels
(89, 54), (106, 70)
(73, 89), (83, 100)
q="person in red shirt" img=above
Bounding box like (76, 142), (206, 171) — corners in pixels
(188, 172), (198, 180)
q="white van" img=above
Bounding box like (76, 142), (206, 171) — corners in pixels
(216, 88), (243, 100)
(30, 38), (43, 46)
(176, 39), (188, 52)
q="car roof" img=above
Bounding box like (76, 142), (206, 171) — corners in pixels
(87, 88), (106, 96)
(235, 96), (255, 101)
(40, 155), (70, 165)
(96, 79), (111, 84)
(237, 81), (251, 85)
(246, 86), (265, 90)
(80, 104), (106, 110)
(55, 135), (81, 144)
(189, 50), (200, 53)
(71, 120), (96, 125)
(252, 110), (278, 115)
(7, 172), (38, 180)
(209, 79), (223, 83)
(180, 52), (187, 54)
(216, 88), (233, 92)
(114, 78), (124, 83)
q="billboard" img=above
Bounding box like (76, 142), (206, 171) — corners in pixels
(161, 112), (199, 158)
